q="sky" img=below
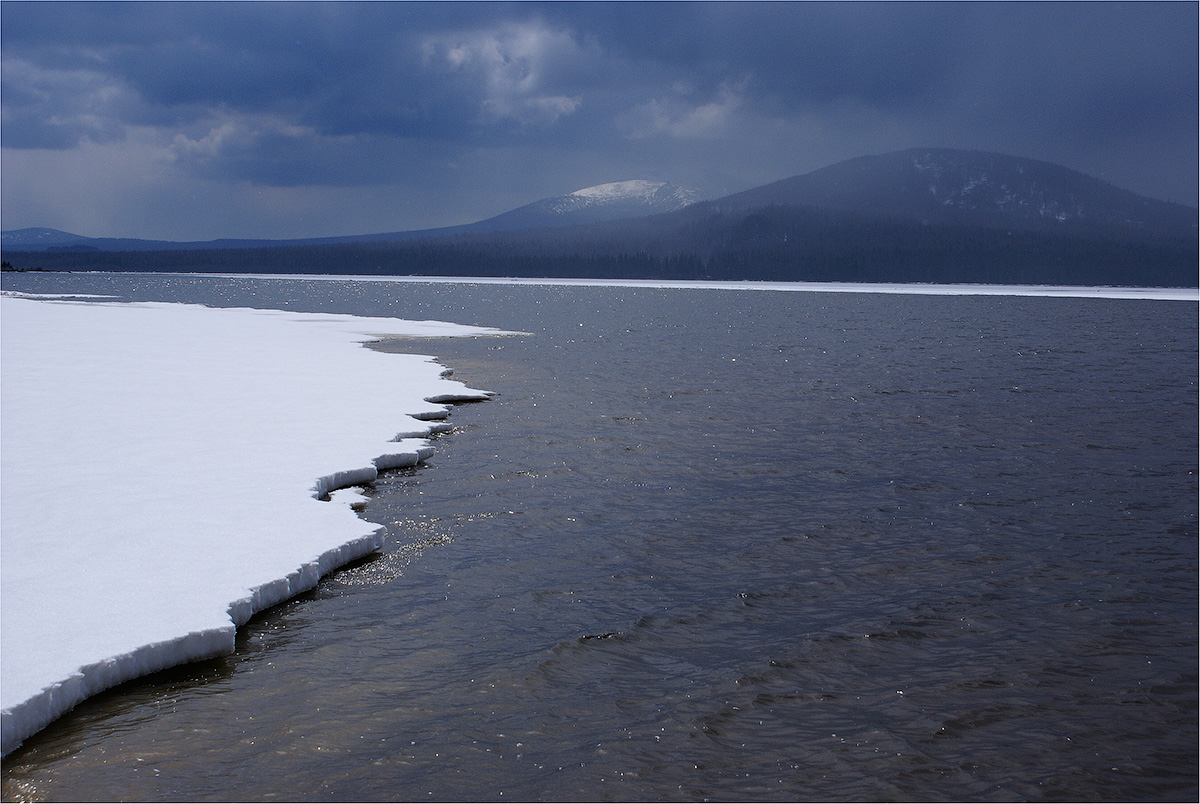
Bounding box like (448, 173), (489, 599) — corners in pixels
(2, 1), (1196, 241)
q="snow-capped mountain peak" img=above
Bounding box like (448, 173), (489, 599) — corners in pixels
(538, 180), (703, 217)
(462, 180), (704, 233)
(559, 180), (703, 210)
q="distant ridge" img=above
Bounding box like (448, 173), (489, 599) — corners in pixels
(0, 228), (88, 248)
(4, 149), (1196, 287)
(460, 180), (703, 234)
(1, 180), (705, 252)
(0, 227), (287, 253)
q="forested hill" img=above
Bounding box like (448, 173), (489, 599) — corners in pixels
(4, 149), (1196, 287)
(711, 148), (1197, 236)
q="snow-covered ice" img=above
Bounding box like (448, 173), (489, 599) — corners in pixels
(185, 274), (1199, 302)
(0, 295), (514, 756)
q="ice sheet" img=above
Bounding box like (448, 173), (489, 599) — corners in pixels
(172, 274), (1200, 301)
(0, 296), (513, 756)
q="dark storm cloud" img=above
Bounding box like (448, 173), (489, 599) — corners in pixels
(4, 2), (1193, 152)
(1, 1), (1195, 238)
(549, 2), (964, 109)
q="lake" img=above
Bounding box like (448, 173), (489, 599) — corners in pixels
(1, 273), (1196, 801)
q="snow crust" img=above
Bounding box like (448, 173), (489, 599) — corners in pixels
(0, 296), (513, 756)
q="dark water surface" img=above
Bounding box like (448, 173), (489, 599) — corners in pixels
(2, 274), (1196, 802)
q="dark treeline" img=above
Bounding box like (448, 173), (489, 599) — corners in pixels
(4, 206), (1196, 287)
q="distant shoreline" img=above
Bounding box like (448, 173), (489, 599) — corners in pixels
(32, 271), (1198, 302)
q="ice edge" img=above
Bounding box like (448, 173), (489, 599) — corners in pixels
(0, 384), (494, 758)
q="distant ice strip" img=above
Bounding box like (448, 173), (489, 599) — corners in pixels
(1, 291), (118, 299)
(160, 273), (1198, 301)
(0, 296), (515, 756)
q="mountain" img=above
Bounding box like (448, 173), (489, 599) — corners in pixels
(3, 149), (1195, 287)
(708, 148), (1196, 236)
(307, 179), (704, 242)
(458, 180), (703, 234)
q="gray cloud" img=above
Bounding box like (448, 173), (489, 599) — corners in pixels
(1, 1), (1195, 240)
